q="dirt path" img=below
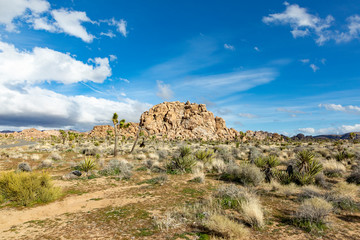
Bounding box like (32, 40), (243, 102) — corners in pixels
(0, 184), (153, 235)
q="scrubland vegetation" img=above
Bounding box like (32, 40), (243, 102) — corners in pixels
(0, 133), (360, 239)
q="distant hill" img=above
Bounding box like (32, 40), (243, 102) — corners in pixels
(0, 130), (15, 133)
(292, 132), (360, 140)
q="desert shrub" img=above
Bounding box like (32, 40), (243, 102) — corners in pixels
(221, 163), (264, 186)
(50, 152), (62, 161)
(294, 197), (332, 232)
(249, 146), (261, 163)
(17, 162), (32, 172)
(214, 184), (264, 228)
(0, 171), (61, 206)
(212, 159), (226, 174)
(298, 185), (323, 199)
(347, 167), (360, 185)
(39, 159), (53, 169)
(273, 169), (293, 185)
(190, 172), (205, 183)
(216, 146), (234, 163)
(204, 214), (248, 239)
(322, 160), (346, 177)
(195, 149), (214, 164)
(100, 159), (133, 179)
(143, 175), (168, 185)
(79, 156), (97, 172)
(315, 172), (328, 188)
(325, 182), (359, 210)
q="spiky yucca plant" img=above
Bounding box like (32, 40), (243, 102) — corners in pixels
(80, 156), (97, 172)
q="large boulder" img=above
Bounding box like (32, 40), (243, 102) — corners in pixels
(139, 101), (238, 140)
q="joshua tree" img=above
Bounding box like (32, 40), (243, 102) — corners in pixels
(59, 130), (67, 144)
(112, 113), (130, 157)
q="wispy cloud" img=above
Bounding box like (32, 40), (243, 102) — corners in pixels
(156, 80), (173, 100)
(224, 43), (235, 50)
(180, 68), (277, 96)
(310, 63), (319, 72)
(238, 113), (258, 119)
(319, 103), (360, 114)
(254, 46), (260, 52)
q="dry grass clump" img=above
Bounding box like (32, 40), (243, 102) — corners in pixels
(0, 171), (61, 206)
(322, 160), (346, 177)
(222, 163), (264, 186)
(100, 159), (133, 179)
(347, 166), (360, 185)
(325, 182), (359, 210)
(50, 152), (62, 161)
(215, 184), (264, 228)
(298, 185), (323, 199)
(204, 214), (248, 239)
(212, 158), (226, 173)
(294, 197), (332, 232)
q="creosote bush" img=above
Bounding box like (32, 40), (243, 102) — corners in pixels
(0, 171), (61, 206)
(221, 163), (264, 186)
(294, 197), (332, 232)
(100, 159), (133, 179)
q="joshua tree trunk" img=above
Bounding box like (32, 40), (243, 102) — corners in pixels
(130, 126), (141, 154)
(114, 125), (118, 157)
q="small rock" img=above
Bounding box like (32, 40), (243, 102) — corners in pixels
(71, 170), (82, 176)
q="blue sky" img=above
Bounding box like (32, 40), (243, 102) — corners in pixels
(0, 0), (360, 135)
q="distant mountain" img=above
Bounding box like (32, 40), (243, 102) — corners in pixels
(0, 130), (15, 133)
(292, 132), (360, 141)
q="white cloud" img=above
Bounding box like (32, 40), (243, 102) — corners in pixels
(300, 59), (310, 63)
(0, 0), (50, 31)
(334, 15), (360, 43)
(156, 80), (173, 100)
(0, 40), (149, 130)
(310, 63), (319, 72)
(224, 43), (235, 50)
(109, 54), (117, 61)
(298, 127), (315, 135)
(254, 46), (260, 52)
(51, 9), (95, 42)
(0, 84), (150, 130)
(298, 124), (360, 135)
(31, 16), (56, 32)
(263, 2), (360, 45)
(238, 113), (258, 119)
(319, 103), (360, 114)
(0, 40), (111, 85)
(100, 31), (116, 38)
(104, 18), (127, 37)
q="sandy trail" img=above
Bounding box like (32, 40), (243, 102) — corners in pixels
(0, 184), (151, 233)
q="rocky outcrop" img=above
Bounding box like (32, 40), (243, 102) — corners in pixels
(88, 123), (139, 138)
(139, 101), (239, 140)
(11, 128), (61, 139)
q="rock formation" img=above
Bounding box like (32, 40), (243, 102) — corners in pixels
(139, 101), (239, 140)
(88, 123), (139, 138)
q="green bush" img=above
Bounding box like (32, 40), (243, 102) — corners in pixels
(0, 171), (61, 206)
